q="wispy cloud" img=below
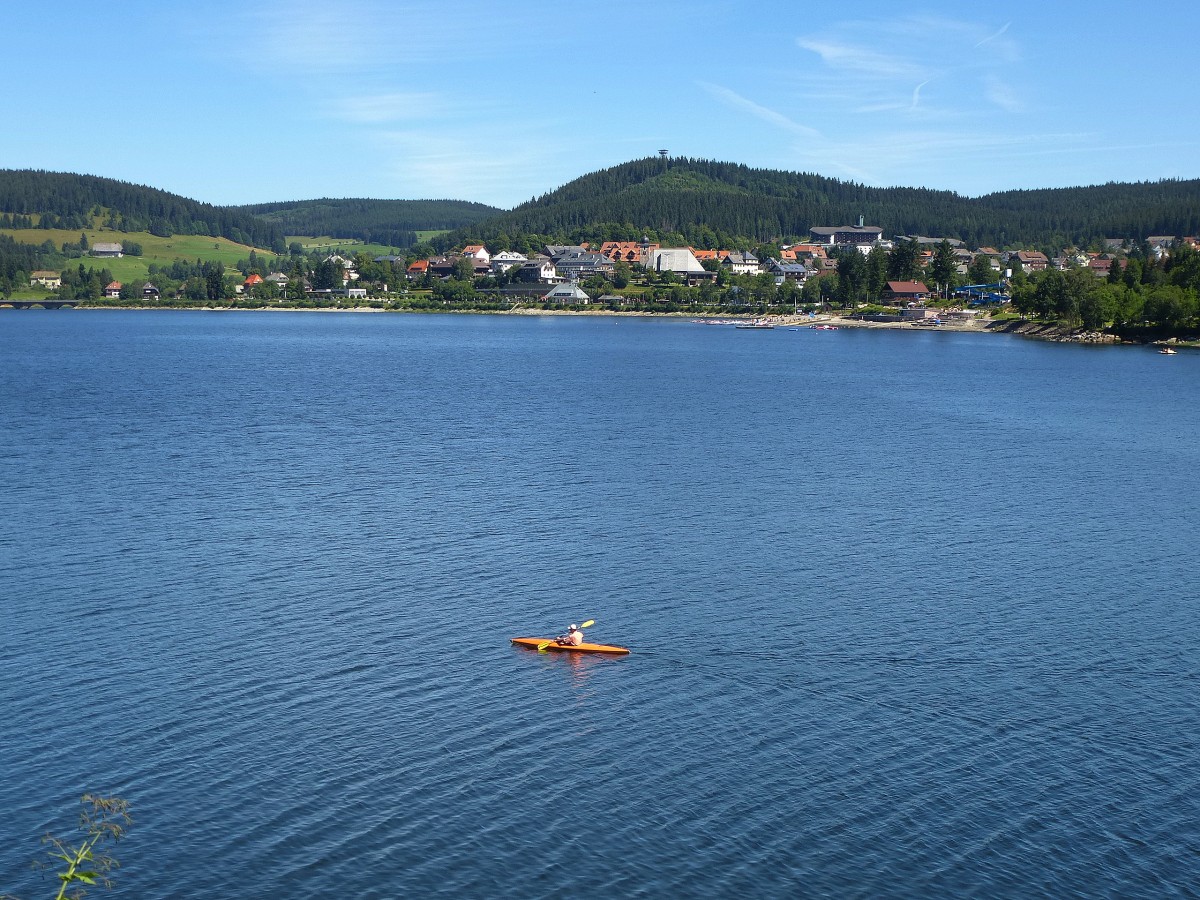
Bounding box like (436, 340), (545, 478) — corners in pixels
(795, 38), (930, 81)
(794, 15), (1022, 124)
(911, 79), (931, 109)
(984, 76), (1023, 113)
(700, 82), (824, 139)
(333, 92), (443, 124)
(975, 22), (1012, 48)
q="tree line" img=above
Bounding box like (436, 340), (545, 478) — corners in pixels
(235, 198), (501, 247)
(0, 169), (285, 251)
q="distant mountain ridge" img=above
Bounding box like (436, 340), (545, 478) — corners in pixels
(460, 157), (1200, 250)
(3, 163), (1199, 257)
(235, 198), (502, 248)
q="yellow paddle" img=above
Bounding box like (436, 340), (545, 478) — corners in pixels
(538, 620), (595, 652)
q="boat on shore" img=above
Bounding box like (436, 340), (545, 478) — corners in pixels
(735, 319), (775, 329)
(511, 637), (631, 655)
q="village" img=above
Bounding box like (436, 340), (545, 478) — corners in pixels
(23, 222), (1198, 322)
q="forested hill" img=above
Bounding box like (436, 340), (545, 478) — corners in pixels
(456, 157), (1200, 250)
(0, 170), (284, 250)
(237, 199), (502, 247)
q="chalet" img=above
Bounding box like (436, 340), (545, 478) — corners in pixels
(243, 274), (264, 291)
(882, 281), (930, 304)
(490, 250), (527, 273)
(407, 259), (430, 279)
(142, 283), (160, 301)
(765, 259), (809, 282)
(30, 270), (62, 289)
(90, 242), (123, 258)
(1012, 250), (1049, 271)
(266, 272), (289, 290)
(517, 257), (559, 283)
(326, 254), (359, 282)
(722, 251), (760, 275)
(427, 256), (459, 278)
(809, 224), (883, 247)
(543, 281), (591, 304)
(461, 245), (490, 264)
(104, 281), (122, 298)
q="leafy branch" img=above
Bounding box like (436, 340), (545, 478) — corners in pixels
(29, 795), (132, 900)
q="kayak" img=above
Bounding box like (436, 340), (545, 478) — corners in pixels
(510, 637), (631, 655)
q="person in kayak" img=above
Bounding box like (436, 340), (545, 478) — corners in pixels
(557, 624), (584, 646)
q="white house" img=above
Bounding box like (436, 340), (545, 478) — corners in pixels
(519, 258), (559, 283)
(722, 251), (760, 275)
(491, 250), (528, 274)
(462, 244), (491, 264)
(30, 270), (62, 289)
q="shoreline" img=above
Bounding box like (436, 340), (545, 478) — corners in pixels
(17, 304), (1196, 345)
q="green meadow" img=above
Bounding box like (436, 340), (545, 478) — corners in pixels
(2, 226), (274, 282)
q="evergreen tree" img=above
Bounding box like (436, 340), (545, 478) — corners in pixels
(865, 245), (888, 300)
(929, 240), (957, 298)
(836, 248), (867, 305)
(967, 254), (996, 285)
(887, 239), (921, 282)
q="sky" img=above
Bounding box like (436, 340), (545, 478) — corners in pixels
(6, 1), (1198, 210)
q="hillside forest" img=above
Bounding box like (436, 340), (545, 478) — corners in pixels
(2, 162), (1199, 338)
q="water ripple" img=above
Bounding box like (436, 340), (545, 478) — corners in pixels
(2, 313), (1199, 898)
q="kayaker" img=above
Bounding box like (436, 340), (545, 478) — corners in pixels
(558, 624), (584, 647)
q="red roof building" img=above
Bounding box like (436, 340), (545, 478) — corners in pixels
(883, 281), (930, 303)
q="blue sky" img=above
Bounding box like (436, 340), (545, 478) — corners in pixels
(6, 1), (1197, 209)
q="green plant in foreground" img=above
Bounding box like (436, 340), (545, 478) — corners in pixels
(34, 795), (132, 900)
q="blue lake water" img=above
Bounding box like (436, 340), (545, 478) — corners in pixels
(2, 310), (1198, 898)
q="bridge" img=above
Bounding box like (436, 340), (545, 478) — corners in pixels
(1, 299), (80, 310)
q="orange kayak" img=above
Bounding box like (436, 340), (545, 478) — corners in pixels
(510, 637), (631, 655)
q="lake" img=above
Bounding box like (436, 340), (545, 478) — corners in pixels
(2, 310), (1197, 898)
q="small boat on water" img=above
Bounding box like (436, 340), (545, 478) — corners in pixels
(1159, 346), (1178, 354)
(511, 637), (631, 655)
(809, 324), (839, 330)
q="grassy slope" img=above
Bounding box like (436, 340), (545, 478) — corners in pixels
(3, 223), (274, 280)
